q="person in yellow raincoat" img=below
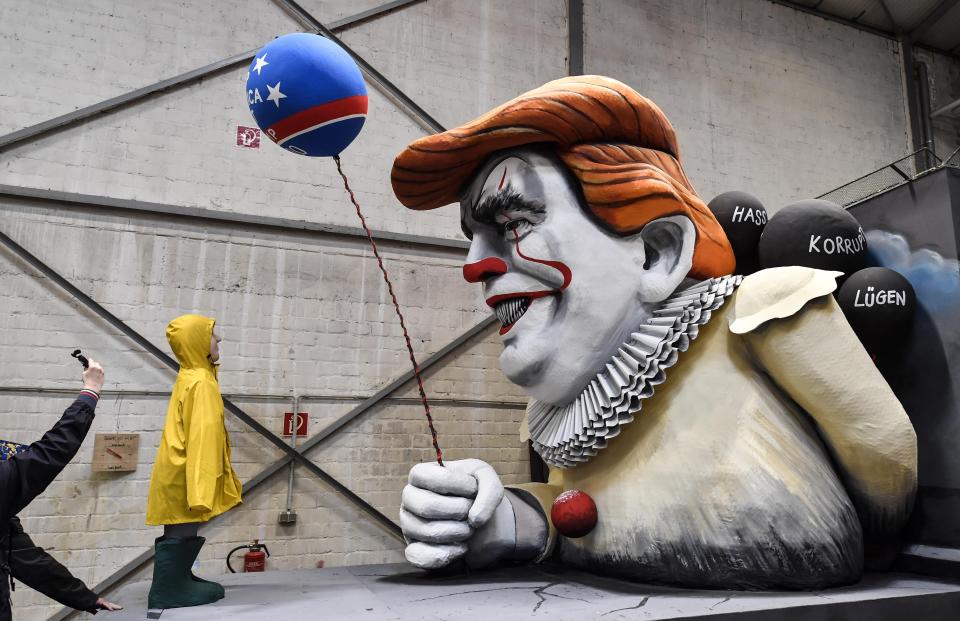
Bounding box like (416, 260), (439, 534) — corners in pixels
(145, 314), (242, 610)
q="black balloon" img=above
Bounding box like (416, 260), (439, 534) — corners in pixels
(836, 267), (916, 349)
(707, 191), (768, 275)
(758, 199), (867, 275)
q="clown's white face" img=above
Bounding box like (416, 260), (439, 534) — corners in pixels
(460, 148), (696, 405)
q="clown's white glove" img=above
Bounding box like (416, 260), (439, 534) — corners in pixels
(400, 458), (516, 570)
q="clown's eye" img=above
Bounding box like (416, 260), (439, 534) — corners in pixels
(502, 219), (531, 236)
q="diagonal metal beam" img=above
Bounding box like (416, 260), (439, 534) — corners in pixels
(0, 228), (402, 540)
(764, 0), (896, 39)
(0, 0), (426, 154)
(272, 0), (445, 133)
(0, 51), (247, 152)
(877, 0), (900, 33)
(908, 0), (959, 41)
(932, 96), (960, 118)
(326, 0), (423, 30)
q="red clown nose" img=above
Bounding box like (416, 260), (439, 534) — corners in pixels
(551, 490), (598, 538)
(463, 257), (508, 283)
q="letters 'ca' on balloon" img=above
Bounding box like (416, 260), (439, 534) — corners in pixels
(707, 191), (768, 275)
(245, 33), (368, 157)
(758, 199), (867, 275)
(836, 267), (916, 349)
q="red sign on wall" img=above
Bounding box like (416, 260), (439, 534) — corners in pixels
(237, 126), (261, 148)
(283, 412), (308, 437)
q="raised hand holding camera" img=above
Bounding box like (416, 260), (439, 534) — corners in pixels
(81, 359), (104, 394)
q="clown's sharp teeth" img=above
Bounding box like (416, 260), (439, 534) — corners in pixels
(494, 296), (534, 327)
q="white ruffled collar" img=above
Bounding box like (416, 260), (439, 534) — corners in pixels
(528, 275), (742, 468)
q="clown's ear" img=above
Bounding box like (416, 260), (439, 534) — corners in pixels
(637, 215), (696, 302)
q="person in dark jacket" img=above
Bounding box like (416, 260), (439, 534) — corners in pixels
(7, 516), (121, 614)
(0, 360), (106, 621)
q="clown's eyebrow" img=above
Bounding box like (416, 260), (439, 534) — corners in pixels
(472, 189), (546, 225)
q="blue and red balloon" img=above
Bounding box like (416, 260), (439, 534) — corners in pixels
(246, 33), (367, 157)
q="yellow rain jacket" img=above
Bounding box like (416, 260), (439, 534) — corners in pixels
(146, 315), (242, 525)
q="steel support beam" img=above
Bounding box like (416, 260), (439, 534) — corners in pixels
(326, 0), (423, 30)
(0, 51), (246, 153)
(916, 59), (935, 169)
(765, 0), (895, 39)
(765, 0), (960, 59)
(903, 0), (959, 169)
(932, 96), (960, 119)
(902, 39), (922, 145)
(0, 184), (470, 252)
(900, 37), (935, 170)
(909, 0), (960, 41)
(272, 0), (445, 134)
(877, 0), (898, 32)
(945, 145), (960, 166)
(0, 0), (426, 153)
(0, 229), (402, 541)
(568, 0), (584, 76)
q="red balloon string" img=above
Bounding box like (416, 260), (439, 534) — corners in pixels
(333, 155), (444, 466)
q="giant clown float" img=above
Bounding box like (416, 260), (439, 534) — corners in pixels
(390, 76), (917, 589)
(243, 34), (918, 592)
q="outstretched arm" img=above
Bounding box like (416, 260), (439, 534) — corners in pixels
(0, 391), (99, 524)
(742, 294), (917, 559)
(8, 517), (100, 613)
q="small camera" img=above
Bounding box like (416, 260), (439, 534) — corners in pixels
(71, 349), (90, 369)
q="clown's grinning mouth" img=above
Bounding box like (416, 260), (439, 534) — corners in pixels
(494, 297), (531, 329)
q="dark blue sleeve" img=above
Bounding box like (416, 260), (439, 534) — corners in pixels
(0, 397), (96, 524)
(8, 518), (100, 613)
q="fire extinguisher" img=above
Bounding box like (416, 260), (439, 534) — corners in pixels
(227, 540), (270, 573)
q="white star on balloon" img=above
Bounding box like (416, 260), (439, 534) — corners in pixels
(266, 82), (286, 108)
(253, 54), (269, 75)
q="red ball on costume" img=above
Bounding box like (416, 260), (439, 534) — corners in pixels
(551, 490), (598, 538)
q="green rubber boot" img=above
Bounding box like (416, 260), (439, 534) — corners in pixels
(148, 537), (224, 610)
(182, 536), (225, 598)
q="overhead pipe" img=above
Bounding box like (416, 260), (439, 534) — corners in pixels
(282, 395), (300, 524)
(915, 59), (935, 170)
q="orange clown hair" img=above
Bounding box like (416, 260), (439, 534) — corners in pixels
(390, 76), (735, 279)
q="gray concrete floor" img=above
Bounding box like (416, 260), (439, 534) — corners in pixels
(108, 563), (960, 620)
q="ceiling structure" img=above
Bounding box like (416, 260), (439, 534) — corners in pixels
(769, 0), (960, 55)
(770, 0), (960, 132)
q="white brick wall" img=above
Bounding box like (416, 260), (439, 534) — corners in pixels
(3, 0), (959, 618)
